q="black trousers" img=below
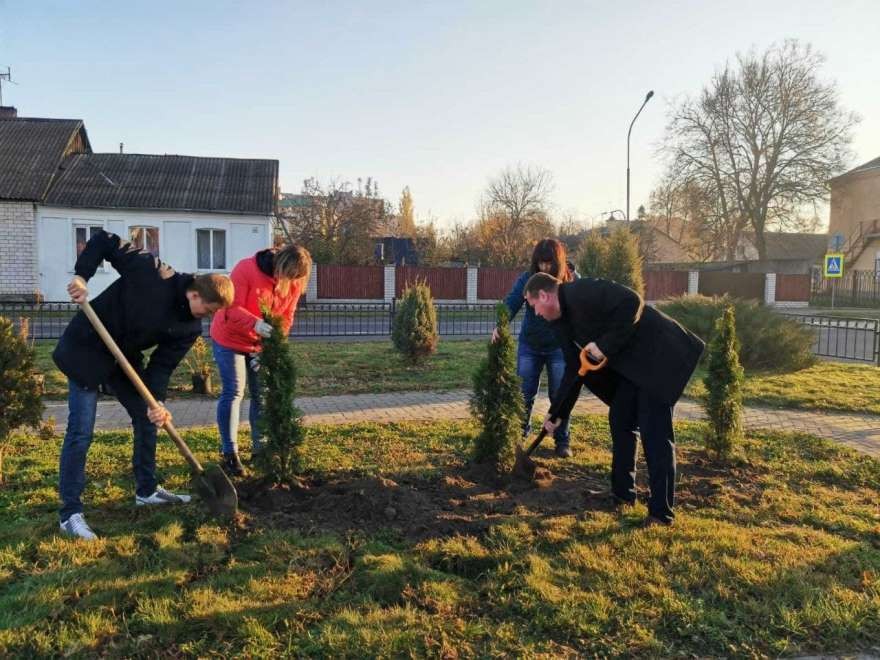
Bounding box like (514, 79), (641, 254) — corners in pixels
(608, 377), (676, 522)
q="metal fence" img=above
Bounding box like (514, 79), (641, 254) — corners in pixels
(781, 314), (880, 365)
(5, 302), (876, 365)
(0, 301), (522, 340)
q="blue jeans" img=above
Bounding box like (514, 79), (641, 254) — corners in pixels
(59, 375), (158, 522)
(517, 341), (571, 447)
(213, 340), (261, 455)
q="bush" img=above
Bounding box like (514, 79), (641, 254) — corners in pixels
(469, 304), (525, 474)
(392, 281), (438, 362)
(0, 317), (44, 483)
(657, 294), (815, 371)
(703, 306), (744, 457)
(603, 228), (644, 296)
(575, 229), (644, 296)
(256, 311), (305, 483)
(576, 232), (606, 278)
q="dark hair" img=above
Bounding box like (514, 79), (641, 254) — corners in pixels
(524, 272), (560, 298)
(530, 238), (572, 282)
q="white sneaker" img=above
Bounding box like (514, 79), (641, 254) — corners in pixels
(135, 486), (192, 506)
(60, 513), (98, 541)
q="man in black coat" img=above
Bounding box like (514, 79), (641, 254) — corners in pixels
(53, 230), (234, 540)
(524, 272), (704, 525)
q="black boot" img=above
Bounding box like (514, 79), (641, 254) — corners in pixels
(221, 452), (245, 477)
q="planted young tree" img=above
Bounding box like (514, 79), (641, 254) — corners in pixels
(702, 306), (744, 458)
(470, 304), (525, 474)
(255, 311), (305, 483)
(604, 228), (645, 296)
(576, 231), (606, 278)
(392, 281), (438, 362)
(0, 317), (43, 484)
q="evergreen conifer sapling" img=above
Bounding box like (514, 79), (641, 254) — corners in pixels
(255, 310), (305, 483)
(470, 304), (525, 475)
(0, 318), (43, 484)
(702, 306), (744, 458)
(392, 281), (438, 362)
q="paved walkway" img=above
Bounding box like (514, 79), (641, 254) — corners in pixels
(42, 390), (880, 458)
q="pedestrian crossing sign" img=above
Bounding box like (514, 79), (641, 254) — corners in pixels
(823, 253), (844, 278)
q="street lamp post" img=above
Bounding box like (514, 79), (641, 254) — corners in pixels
(626, 90), (654, 221)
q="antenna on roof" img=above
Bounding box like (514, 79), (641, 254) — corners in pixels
(0, 67), (16, 106)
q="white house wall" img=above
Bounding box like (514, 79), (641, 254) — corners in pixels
(36, 207), (272, 301)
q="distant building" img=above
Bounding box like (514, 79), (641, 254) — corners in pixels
(374, 236), (418, 266)
(0, 107), (277, 301)
(828, 156), (880, 274)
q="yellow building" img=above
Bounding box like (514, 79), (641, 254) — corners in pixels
(828, 156), (880, 273)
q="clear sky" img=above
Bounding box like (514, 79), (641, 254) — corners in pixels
(1, 0), (878, 229)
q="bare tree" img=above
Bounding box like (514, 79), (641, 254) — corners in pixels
(662, 40), (858, 260)
(477, 164), (555, 266)
(277, 177), (384, 264)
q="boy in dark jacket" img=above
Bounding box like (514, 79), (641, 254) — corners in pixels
(54, 230), (234, 540)
(524, 272), (704, 526)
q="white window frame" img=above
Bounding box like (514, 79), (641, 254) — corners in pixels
(128, 225), (161, 257)
(71, 221), (109, 273)
(196, 227), (228, 272)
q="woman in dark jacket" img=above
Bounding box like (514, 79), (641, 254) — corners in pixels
(492, 238), (578, 456)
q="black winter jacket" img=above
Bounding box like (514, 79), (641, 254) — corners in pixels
(548, 278), (705, 417)
(52, 231), (202, 399)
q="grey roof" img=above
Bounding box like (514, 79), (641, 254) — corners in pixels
(831, 156), (880, 181)
(44, 153), (278, 215)
(0, 118), (91, 200)
(755, 232), (828, 261)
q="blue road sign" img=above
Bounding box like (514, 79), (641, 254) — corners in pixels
(824, 253), (844, 278)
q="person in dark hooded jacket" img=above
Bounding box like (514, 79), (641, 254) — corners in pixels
(54, 230), (234, 540)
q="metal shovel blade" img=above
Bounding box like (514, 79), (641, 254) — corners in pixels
(192, 464), (238, 518)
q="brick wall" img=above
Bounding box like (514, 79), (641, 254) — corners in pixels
(0, 201), (39, 300)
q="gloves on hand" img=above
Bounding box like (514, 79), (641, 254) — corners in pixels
(249, 353), (261, 372)
(254, 319), (273, 338)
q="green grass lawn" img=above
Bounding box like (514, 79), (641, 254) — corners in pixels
(1, 417), (878, 657)
(33, 339), (488, 400)
(34, 339), (880, 417)
(686, 361), (880, 415)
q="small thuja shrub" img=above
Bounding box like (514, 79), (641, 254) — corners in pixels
(0, 317), (43, 484)
(392, 281), (438, 362)
(255, 311), (304, 483)
(703, 305), (744, 458)
(603, 228), (645, 296)
(469, 304), (525, 474)
(576, 231), (606, 278)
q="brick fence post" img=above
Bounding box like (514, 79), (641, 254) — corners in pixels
(764, 272), (776, 306)
(687, 271), (699, 295)
(383, 265), (395, 303)
(306, 267), (318, 302)
(466, 267), (478, 303)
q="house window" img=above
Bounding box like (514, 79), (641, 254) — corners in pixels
(197, 229), (226, 270)
(129, 226), (160, 257)
(74, 224), (103, 259)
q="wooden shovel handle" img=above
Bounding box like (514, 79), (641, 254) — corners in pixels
(79, 299), (204, 474)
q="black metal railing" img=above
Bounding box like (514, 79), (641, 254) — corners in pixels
(0, 301), (522, 340)
(811, 270), (880, 308)
(781, 314), (880, 365)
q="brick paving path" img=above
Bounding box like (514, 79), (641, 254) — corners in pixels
(42, 390), (880, 458)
